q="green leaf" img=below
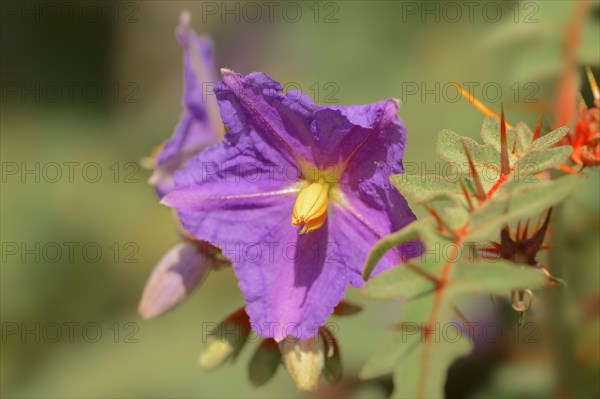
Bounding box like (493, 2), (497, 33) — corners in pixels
(514, 122), (534, 156)
(390, 174), (463, 204)
(464, 174), (582, 242)
(439, 129), (502, 169)
(359, 325), (420, 380)
(437, 129), (502, 192)
(363, 258), (444, 300)
(529, 126), (569, 151)
(362, 218), (435, 280)
(369, 287), (464, 399)
(436, 121), (572, 196)
(514, 146), (572, 178)
(443, 205), (470, 231)
(395, 118), (570, 216)
(480, 117), (521, 161)
(479, 116), (502, 148)
(364, 257), (546, 311)
(392, 329), (471, 399)
(448, 259), (548, 296)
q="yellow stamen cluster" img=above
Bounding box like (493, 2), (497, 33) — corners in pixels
(292, 181), (329, 234)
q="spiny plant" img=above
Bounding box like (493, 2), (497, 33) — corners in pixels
(357, 85), (597, 397)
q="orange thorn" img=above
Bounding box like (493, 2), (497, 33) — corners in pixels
(522, 220), (530, 240)
(424, 204), (443, 228)
(576, 92), (588, 110)
(533, 110), (545, 141)
(424, 205), (459, 239)
(500, 104), (510, 176)
(452, 82), (513, 128)
(532, 214), (543, 234)
(459, 178), (474, 211)
(524, 208), (553, 258)
(557, 164), (581, 174)
(462, 144), (487, 202)
(539, 245), (555, 251)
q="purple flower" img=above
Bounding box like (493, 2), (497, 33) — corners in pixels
(149, 11), (224, 197)
(140, 12), (225, 319)
(163, 70), (419, 340)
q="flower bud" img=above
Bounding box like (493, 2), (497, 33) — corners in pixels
(198, 308), (251, 371)
(138, 242), (211, 319)
(279, 336), (325, 391)
(199, 338), (235, 371)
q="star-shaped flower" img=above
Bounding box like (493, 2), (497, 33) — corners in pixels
(164, 70), (419, 340)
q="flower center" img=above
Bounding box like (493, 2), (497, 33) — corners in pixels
(291, 181), (329, 234)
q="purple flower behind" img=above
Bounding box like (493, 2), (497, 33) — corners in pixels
(150, 11), (224, 197)
(163, 70), (420, 340)
(140, 12), (224, 319)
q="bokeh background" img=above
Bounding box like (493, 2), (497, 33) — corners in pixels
(1, 1), (599, 398)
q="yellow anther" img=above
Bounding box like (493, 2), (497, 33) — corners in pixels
(292, 181), (329, 234)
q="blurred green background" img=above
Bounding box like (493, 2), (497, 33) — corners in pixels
(1, 1), (599, 398)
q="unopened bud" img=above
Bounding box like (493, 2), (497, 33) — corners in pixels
(138, 242), (211, 319)
(279, 336), (325, 392)
(198, 308), (251, 371)
(199, 338), (235, 370)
